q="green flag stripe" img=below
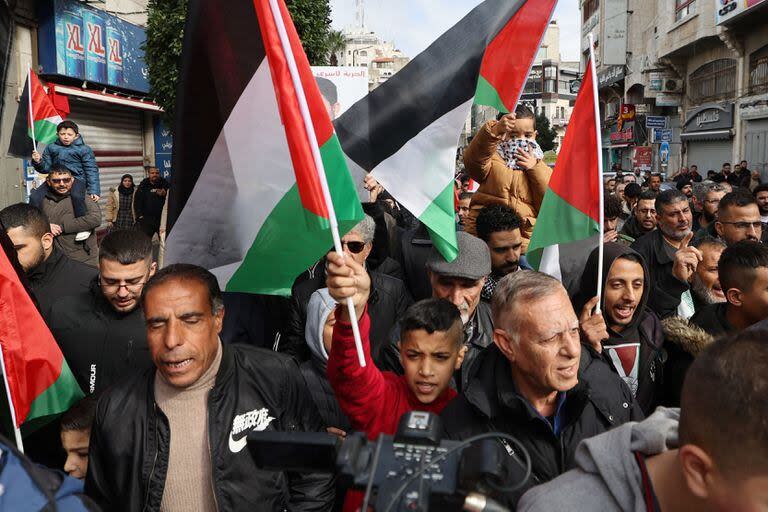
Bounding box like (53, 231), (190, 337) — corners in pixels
(418, 181), (458, 262)
(474, 75), (510, 113)
(27, 360), (83, 422)
(527, 189), (598, 269)
(227, 134), (363, 296)
(29, 119), (59, 145)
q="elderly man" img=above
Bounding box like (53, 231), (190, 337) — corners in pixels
(85, 264), (334, 511)
(631, 189), (702, 318)
(381, 231), (492, 390)
(282, 214), (411, 363)
(38, 166), (101, 266)
(689, 237), (727, 311)
(441, 270), (641, 508)
(714, 189), (763, 245)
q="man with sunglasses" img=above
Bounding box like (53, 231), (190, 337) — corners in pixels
(282, 214), (412, 363)
(38, 166), (102, 267)
(715, 189), (764, 246)
(48, 230), (155, 395)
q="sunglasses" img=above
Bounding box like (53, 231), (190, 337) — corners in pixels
(50, 177), (72, 184)
(338, 241), (366, 254)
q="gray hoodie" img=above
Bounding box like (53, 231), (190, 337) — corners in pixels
(304, 288), (337, 368)
(518, 407), (680, 511)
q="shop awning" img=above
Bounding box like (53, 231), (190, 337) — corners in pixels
(51, 84), (162, 112)
(605, 143), (633, 149)
(680, 130), (732, 141)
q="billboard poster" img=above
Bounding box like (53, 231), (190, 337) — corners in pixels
(38, 0), (149, 93)
(154, 118), (173, 182)
(633, 147), (652, 172)
(717, 0), (767, 24)
(311, 67), (369, 120)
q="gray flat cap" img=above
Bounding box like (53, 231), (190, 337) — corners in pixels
(426, 231), (491, 280)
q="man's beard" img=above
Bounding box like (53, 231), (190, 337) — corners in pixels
(457, 301), (471, 325)
(660, 223), (690, 241)
(26, 247), (47, 274)
(703, 210), (716, 222)
(691, 274), (726, 305)
(493, 262), (519, 278)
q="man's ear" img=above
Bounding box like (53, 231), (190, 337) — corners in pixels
(41, 233), (54, 252)
(148, 261), (158, 277)
(214, 306), (225, 334)
(725, 287), (742, 307)
(493, 328), (516, 362)
(454, 344), (468, 370)
(715, 221), (724, 238)
(679, 444), (716, 500)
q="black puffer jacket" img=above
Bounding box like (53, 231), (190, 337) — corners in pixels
(660, 316), (714, 407)
(440, 344), (642, 508)
(26, 245), (96, 321)
(282, 270), (412, 363)
(300, 360), (351, 433)
(84, 345), (334, 512)
(47, 277), (152, 395)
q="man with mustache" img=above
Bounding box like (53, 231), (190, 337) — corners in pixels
(631, 190), (700, 318)
(689, 237), (727, 310)
(475, 204), (531, 302)
(380, 231), (491, 391)
(714, 190), (763, 245)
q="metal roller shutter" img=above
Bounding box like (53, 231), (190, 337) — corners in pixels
(67, 99), (145, 227)
(746, 120), (768, 182)
(686, 140), (732, 173)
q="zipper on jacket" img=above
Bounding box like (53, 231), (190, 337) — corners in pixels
(143, 403), (161, 512)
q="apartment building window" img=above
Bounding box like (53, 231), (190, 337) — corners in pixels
(583, 0), (599, 22)
(749, 45), (768, 95)
(675, 0), (696, 22)
(689, 59), (737, 103)
(524, 78), (542, 94)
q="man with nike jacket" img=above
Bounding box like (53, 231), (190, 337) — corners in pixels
(84, 264), (334, 511)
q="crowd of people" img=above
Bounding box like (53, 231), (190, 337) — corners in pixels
(2, 115), (767, 511)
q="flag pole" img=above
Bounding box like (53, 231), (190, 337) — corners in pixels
(588, 34), (605, 314)
(27, 65), (37, 153)
(0, 346), (24, 453)
(266, 0), (367, 367)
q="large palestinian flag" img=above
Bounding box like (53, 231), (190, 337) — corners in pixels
(335, 0), (558, 260)
(527, 57), (601, 278)
(165, 0), (363, 296)
(7, 70), (63, 158)
(0, 227), (82, 437)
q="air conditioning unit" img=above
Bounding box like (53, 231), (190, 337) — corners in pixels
(662, 79), (684, 93)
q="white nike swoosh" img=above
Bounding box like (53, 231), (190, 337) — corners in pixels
(229, 432), (248, 453)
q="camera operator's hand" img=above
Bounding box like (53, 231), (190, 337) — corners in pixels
(326, 251), (370, 321)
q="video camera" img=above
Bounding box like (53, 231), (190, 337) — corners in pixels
(248, 411), (531, 512)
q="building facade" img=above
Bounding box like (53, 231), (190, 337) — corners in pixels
(338, 27), (410, 91)
(581, 0), (768, 179)
(0, 0), (167, 213)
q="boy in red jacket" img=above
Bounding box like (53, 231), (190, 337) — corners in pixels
(326, 251), (466, 439)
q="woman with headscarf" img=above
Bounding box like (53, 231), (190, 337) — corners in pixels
(106, 174), (136, 230)
(573, 242), (666, 415)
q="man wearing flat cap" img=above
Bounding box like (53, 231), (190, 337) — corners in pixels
(380, 231), (493, 391)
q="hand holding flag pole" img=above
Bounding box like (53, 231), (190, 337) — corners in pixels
(27, 64), (37, 153)
(266, 0), (366, 367)
(587, 33), (605, 314)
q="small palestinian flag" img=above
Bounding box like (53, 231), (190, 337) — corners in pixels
(0, 225), (83, 433)
(7, 70), (63, 158)
(165, 0), (363, 295)
(527, 57), (601, 277)
(335, 0), (557, 260)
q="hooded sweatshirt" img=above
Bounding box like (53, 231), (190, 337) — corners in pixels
(518, 407), (680, 511)
(573, 242), (665, 415)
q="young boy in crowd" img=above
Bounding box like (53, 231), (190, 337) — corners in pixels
(60, 394), (99, 480)
(31, 120), (100, 218)
(462, 105), (552, 251)
(326, 251), (466, 437)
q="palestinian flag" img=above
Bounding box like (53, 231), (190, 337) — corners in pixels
(527, 57), (601, 277)
(165, 0), (363, 295)
(7, 70), (63, 158)
(0, 227), (82, 433)
(335, 0), (557, 260)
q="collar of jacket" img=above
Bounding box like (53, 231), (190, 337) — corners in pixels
(466, 301), (494, 349)
(651, 229), (677, 265)
(462, 345), (591, 424)
(27, 245), (65, 286)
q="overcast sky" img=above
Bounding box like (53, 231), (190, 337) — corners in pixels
(329, 0), (581, 61)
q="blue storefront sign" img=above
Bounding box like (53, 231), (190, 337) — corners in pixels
(154, 118), (173, 181)
(38, 0), (149, 93)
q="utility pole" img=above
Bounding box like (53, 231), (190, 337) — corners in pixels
(355, 0), (365, 29)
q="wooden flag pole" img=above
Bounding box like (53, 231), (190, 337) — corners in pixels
(27, 65), (37, 153)
(0, 345), (24, 453)
(266, 0), (367, 367)
(588, 33), (605, 314)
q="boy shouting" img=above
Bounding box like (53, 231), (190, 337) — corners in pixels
(326, 251), (466, 438)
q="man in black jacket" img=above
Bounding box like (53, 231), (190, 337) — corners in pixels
(47, 229), (156, 394)
(0, 203), (95, 319)
(85, 264), (333, 511)
(619, 190), (657, 242)
(134, 166), (169, 239)
(631, 189), (700, 318)
(281, 214), (412, 363)
(440, 270), (641, 508)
